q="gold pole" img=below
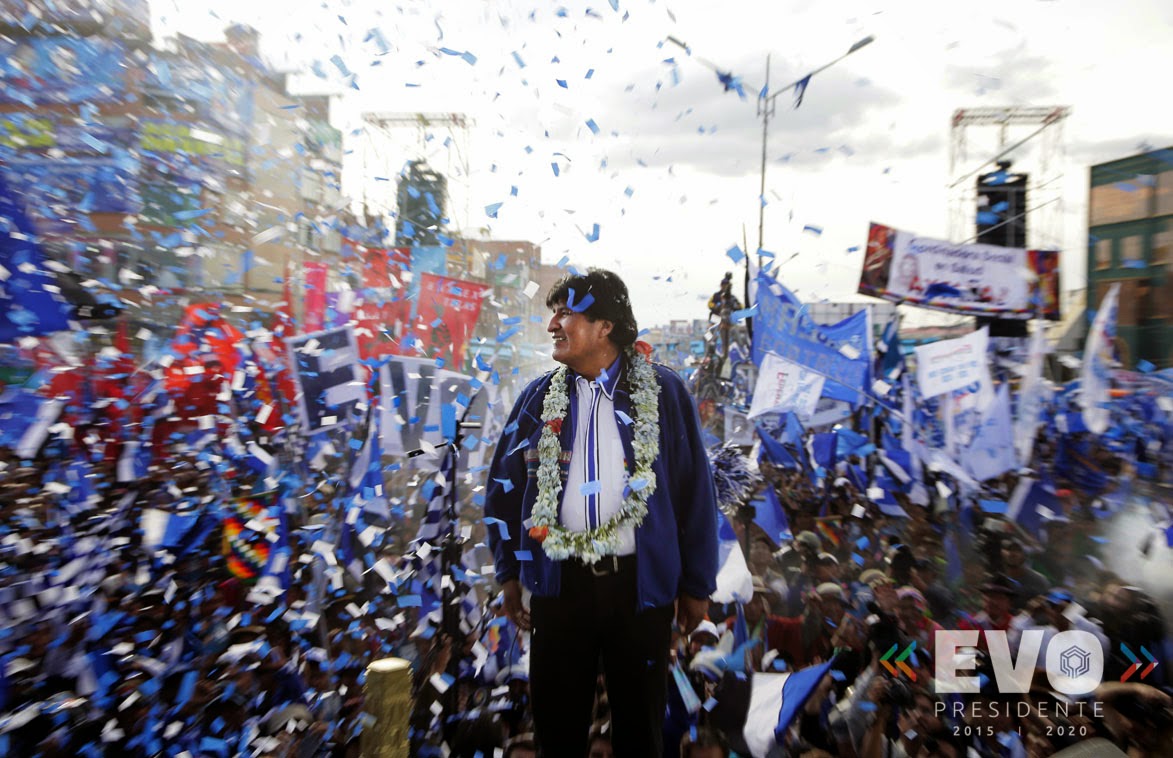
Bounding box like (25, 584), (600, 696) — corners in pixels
(362, 658), (412, 758)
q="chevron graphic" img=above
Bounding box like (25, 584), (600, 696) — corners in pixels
(1120, 643), (1160, 682)
(879, 641), (918, 681)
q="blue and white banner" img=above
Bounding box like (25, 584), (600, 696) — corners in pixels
(378, 355), (478, 459)
(286, 326), (363, 433)
(915, 326), (991, 399)
(752, 273), (871, 392)
(1081, 284), (1119, 435)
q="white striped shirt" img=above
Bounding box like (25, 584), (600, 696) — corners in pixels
(560, 357), (635, 555)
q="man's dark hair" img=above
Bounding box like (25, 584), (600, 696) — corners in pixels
(545, 268), (638, 347)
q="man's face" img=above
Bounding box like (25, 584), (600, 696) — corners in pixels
(822, 598), (847, 627)
(547, 302), (613, 373)
(1002, 543), (1025, 569)
(745, 594), (768, 627)
(984, 590), (1011, 619)
(898, 596), (921, 630)
(749, 540), (774, 574)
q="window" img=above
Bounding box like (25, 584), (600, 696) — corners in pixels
(1090, 182), (1150, 225)
(1094, 238), (1112, 269)
(1154, 220), (1173, 264)
(1158, 170), (1173, 216)
(1120, 235), (1143, 264)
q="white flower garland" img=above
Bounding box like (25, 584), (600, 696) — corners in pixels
(528, 346), (661, 564)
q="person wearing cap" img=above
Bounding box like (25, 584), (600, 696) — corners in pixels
(484, 269), (719, 758)
(688, 620), (720, 658)
(895, 586), (942, 652)
(959, 575), (1018, 637)
(744, 579), (853, 670)
(778, 531), (821, 616)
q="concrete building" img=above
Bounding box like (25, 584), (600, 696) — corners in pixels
(0, 11), (348, 344)
(1086, 147), (1173, 368)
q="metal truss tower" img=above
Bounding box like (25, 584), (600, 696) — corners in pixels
(948, 106), (1070, 250)
(358, 112), (474, 232)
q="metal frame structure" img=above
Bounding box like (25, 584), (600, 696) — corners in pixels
(948, 106), (1070, 250)
(358, 112), (474, 230)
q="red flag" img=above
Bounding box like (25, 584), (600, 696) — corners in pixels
(303, 262), (328, 333)
(356, 246), (412, 360)
(408, 273), (491, 369)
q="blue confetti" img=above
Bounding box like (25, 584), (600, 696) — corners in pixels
(567, 288), (595, 312)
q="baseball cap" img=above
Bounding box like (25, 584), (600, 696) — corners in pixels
(795, 531), (821, 551)
(690, 620), (720, 643)
(815, 583), (848, 604)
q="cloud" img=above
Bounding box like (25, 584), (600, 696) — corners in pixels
(1068, 135), (1173, 168)
(943, 43), (1059, 102)
(592, 57), (918, 176)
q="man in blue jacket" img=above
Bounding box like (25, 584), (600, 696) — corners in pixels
(485, 268), (719, 757)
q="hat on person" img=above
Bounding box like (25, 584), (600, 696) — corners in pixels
(816, 552), (839, 566)
(795, 531), (821, 551)
(815, 582), (848, 604)
(858, 568), (890, 587)
(690, 620), (720, 643)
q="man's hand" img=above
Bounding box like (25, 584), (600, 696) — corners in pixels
(502, 579), (531, 632)
(676, 594), (708, 635)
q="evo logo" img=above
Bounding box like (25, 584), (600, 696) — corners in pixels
(934, 630), (1104, 695)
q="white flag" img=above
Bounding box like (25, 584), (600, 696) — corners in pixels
(915, 326), (991, 399)
(1015, 322), (1048, 466)
(747, 353), (825, 420)
(1080, 284), (1120, 435)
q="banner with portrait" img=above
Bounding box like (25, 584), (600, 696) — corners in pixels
(858, 222), (1060, 320)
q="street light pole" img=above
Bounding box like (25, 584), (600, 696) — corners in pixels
(753, 35), (875, 258)
(666, 34), (876, 335)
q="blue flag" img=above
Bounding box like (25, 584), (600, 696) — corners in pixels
(757, 424), (799, 469)
(0, 174), (74, 342)
(753, 485), (791, 545)
(751, 272), (870, 397)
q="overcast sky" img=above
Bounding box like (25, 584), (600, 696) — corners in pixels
(150, 0), (1173, 329)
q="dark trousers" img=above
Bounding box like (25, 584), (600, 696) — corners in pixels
(529, 556), (674, 758)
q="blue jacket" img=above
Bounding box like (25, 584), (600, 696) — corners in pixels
(484, 357), (719, 611)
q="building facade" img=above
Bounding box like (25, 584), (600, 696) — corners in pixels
(0, 10), (348, 349)
(1086, 147), (1173, 368)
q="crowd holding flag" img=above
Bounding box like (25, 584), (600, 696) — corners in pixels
(3, 123), (1173, 757)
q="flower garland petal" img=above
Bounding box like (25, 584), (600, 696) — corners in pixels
(530, 348), (661, 564)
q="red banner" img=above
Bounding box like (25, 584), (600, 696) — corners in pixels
(303, 262), (328, 333)
(356, 246), (411, 360)
(409, 273), (491, 369)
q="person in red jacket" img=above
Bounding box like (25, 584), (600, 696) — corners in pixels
(740, 580), (854, 670)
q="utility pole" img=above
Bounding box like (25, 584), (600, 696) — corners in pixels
(666, 35), (876, 326)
